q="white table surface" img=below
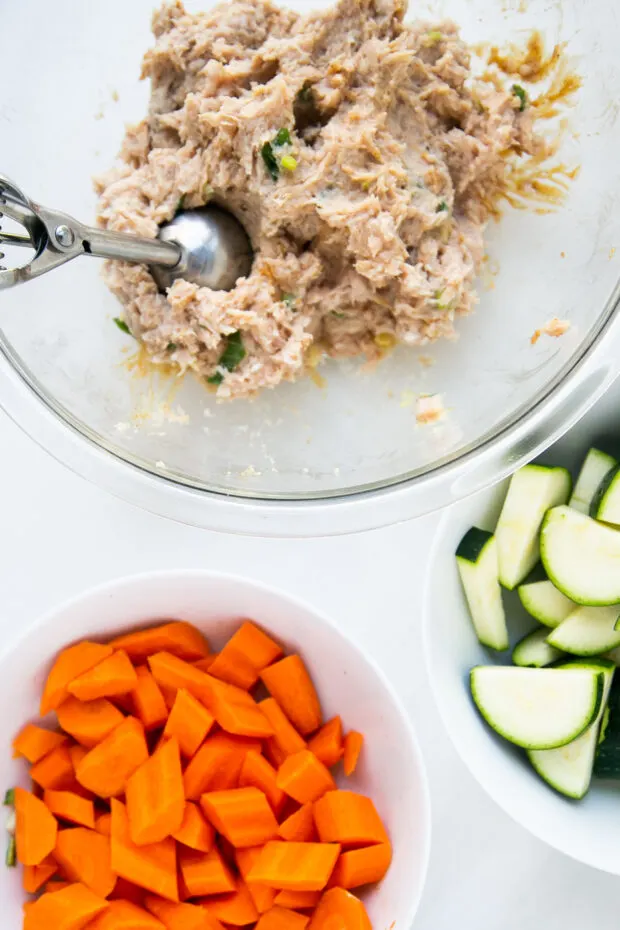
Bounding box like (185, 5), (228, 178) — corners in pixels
(2, 411), (620, 928)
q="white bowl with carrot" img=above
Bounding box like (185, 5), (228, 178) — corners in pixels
(3, 570), (430, 930)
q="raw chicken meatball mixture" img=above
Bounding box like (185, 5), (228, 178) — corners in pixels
(96, 0), (535, 399)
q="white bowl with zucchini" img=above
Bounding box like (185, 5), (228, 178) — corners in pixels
(424, 429), (620, 874)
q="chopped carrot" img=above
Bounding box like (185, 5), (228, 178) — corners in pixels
(110, 799), (178, 902)
(75, 717), (149, 798)
(278, 803), (317, 843)
(69, 744), (89, 772)
(43, 790), (95, 829)
(208, 621), (283, 690)
(163, 689), (214, 758)
(260, 656), (322, 736)
(54, 827), (116, 898)
(256, 906), (310, 930)
(40, 642), (114, 715)
(86, 900), (165, 930)
(307, 718), (343, 769)
(342, 732), (364, 777)
(14, 786), (58, 866)
(110, 622), (210, 663)
(56, 697), (125, 748)
(274, 890), (320, 910)
(145, 897), (224, 930)
(200, 787), (279, 848)
(247, 842), (341, 892)
(23, 856), (58, 894)
(260, 699), (307, 762)
(308, 888), (371, 930)
(239, 750), (286, 816)
(95, 813), (112, 836)
(235, 847), (277, 914)
(328, 842), (392, 888)
(178, 845), (236, 896)
(276, 751), (335, 805)
(193, 657), (216, 673)
(23, 882), (110, 930)
(68, 651), (138, 702)
(199, 877), (259, 926)
(172, 802), (214, 852)
(147, 652), (213, 703)
(183, 733), (261, 800)
(158, 685), (178, 713)
(207, 651), (257, 691)
(44, 879), (72, 893)
(109, 878), (147, 906)
(131, 668), (168, 731)
(126, 737), (185, 845)
(313, 791), (388, 847)
(30, 745), (75, 791)
(13, 724), (68, 763)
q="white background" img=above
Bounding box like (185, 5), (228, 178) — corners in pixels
(3, 413), (620, 928)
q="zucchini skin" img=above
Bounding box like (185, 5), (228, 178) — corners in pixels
(594, 677), (620, 779)
(590, 464), (620, 519)
(456, 527), (493, 563)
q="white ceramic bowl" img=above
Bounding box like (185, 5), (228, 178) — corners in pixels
(1, 570), (430, 924)
(423, 395), (620, 874)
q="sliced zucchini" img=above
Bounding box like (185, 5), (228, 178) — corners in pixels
(496, 465), (572, 590)
(456, 528), (508, 651)
(512, 628), (566, 667)
(603, 645), (620, 666)
(594, 676), (620, 778)
(569, 447), (617, 515)
(590, 464), (620, 526)
(470, 666), (604, 750)
(546, 606), (620, 656)
(541, 506), (620, 606)
(528, 659), (614, 798)
(517, 578), (575, 629)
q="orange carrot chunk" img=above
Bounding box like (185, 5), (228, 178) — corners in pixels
(131, 667), (169, 731)
(75, 717), (149, 798)
(307, 718), (343, 769)
(200, 787), (280, 849)
(260, 699), (307, 762)
(14, 786), (58, 866)
(126, 737), (185, 846)
(147, 652), (214, 703)
(235, 847), (277, 914)
(55, 827), (117, 898)
(145, 897), (224, 930)
(278, 803), (317, 843)
(308, 888), (371, 930)
(207, 652), (257, 691)
(183, 733), (261, 800)
(86, 899), (166, 930)
(67, 650), (138, 702)
(178, 845), (236, 897)
(30, 745), (76, 791)
(199, 877), (259, 926)
(342, 732), (364, 777)
(172, 801), (214, 852)
(40, 642), (114, 715)
(313, 791), (389, 847)
(43, 790), (95, 829)
(95, 813), (112, 836)
(110, 622), (210, 662)
(111, 799), (178, 902)
(239, 751), (286, 816)
(274, 890), (321, 910)
(208, 621), (283, 690)
(163, 689), (214, 758)
(246, 842), (340, 892)
(256, 906), (310, 930)
(276, 751), (335, 805)
(109, 878), (147, 906)
(193, 657), (216, 674)
(260, 656), (322, 736)
(69, 744), (89, 772)
(328, 842), (392, 889)
(56, 696), (125, 748)
(13, 724), (68, 763)
(23, 856), (58, 894)
(23, 883), (110, 930)
(44, 879), (72, 893)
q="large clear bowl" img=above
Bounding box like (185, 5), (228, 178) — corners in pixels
(2, 0), (620, 535)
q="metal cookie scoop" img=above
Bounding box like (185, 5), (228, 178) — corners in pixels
(0, 174), (253, 292)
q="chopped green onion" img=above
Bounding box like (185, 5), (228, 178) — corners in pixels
(274, 128), (292, 147)
(282, 293), (297, 308)
(113, 317), (132, 336)
(207, 372), (223, 385)
(5, 835), (15, 868)
(166, 343), (178, 352)
(281, 155), (297, 172)
(207, 331), (246, 384)
(436, 201), (449, 213)
(426, 30), (443, 44)
(331, 312), (346, 319)
(3, 789), (14, 807)
(261, 142), (279, 180)
(512, 84), (527, 111)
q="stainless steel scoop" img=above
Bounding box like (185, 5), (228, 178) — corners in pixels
(0, 174), (253, 292)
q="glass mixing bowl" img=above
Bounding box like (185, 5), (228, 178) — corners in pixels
(1, 0), (620, 535)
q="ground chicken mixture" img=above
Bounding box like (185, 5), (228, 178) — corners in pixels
(96, 0), (538, 399)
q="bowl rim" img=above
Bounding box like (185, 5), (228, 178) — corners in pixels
(5, 567), (432, 918)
